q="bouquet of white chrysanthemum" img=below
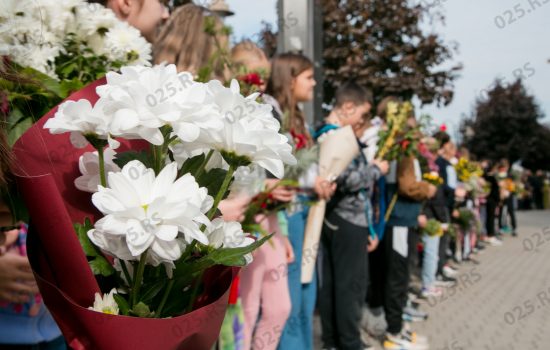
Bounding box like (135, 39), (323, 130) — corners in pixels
(0, 0), (150, 77)
(14, 64), (296, 348)
(0, 0), (151, 145)
(43, 63), (295, 313)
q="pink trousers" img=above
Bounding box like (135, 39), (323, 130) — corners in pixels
(240, 214), (291, 350)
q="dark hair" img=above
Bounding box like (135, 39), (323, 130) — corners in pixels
(265, 53), (314, 140)
(433, 131), (451, 149)
(334, 81), (373, 108)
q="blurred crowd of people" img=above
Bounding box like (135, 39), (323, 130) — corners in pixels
(1, 1), (548, 350)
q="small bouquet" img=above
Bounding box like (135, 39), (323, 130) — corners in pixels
(423, 219), (444, 237)
(376, 101), (417, 161)
(455, 208), (475, 232)
(235, 67), (268, 97)
(13, 64), (296, 348)
(241, 179), (298, 237)
(454, 157), (484, 182)
(0, 0), (151, 144)
(422, 171), (443, 186)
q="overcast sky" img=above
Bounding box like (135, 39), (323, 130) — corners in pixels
(221, 0), (550, 137)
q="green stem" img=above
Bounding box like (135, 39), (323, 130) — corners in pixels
(186, 271), (204, 313)
(120, 260), (132, 287)
(207, 164), (235, 220)
(195, 150), (214, 179)
(97, 145), (107, 187)
(131, 250), (148, 307)
(156, 279), (174, 318)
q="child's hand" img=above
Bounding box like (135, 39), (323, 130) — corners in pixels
(265, 179), (296, 203)
(418, 214), (428, 228)
(0, 253), (38, 304)
(282, 235), (295, 263)
(219, 195), (251, 222)
(372, 158), (389, 175)
(367, 235), (379, 253)
(314, 177), (336, 200)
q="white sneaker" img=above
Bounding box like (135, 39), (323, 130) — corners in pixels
(421, 286), (443, 298)
(442, 265), (458, 278)
(384, 331), (429, 349)
(486, 237), (503, 246)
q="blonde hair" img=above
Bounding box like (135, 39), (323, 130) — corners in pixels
(153, 4), (228, 79)
(230, 40), (270, 72)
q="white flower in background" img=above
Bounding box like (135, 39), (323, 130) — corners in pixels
(39, 0), (81, 39)
(177, 80), (296, 178)
(74, 3), (118, 39)
(88, 161), (213, 265)
(0, 0), (151, 79)
(75, 148), (121, 193)
(103, 23), (152, 65)
(89, 288), (119, 315)
(44, 99), (118, 148)
(206, 218), (254, 249)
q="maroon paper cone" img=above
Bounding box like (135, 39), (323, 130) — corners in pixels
(12, 79), (237, 349)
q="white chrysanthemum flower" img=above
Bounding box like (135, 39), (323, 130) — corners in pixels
(96, 64), (221, 145)
(38, 0), (80, 39)
(103, 22), (152, 65)
(44, 98), (118, 148)
(89, 288), (119, 315)
(74, 2), (118, 39)
(75, 148), (121, 193)
(177, 80), (296, 178)
(206, 218), (254, 249)
(88, 161), (213, 265)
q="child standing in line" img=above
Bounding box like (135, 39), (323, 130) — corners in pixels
(317, 81), (388, 350)
(264, 53), (335, 350)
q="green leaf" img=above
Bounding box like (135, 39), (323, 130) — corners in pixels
(130, 302), (155, 318)
(140, 279), (166, 305)
(113, 294), (130, 316)
(89, 256), (115, 277)
(197, 168), (231, 201)
(113, 150), (154, 169)
(7, 113), (33, 146)
(178, 153), (205, 177)
(59, 78), (84, 97)
(173, 234), (273, 279)
(74, 219), (97, 257)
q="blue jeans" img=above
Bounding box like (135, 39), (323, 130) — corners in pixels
(278, 207), (317, 350)
(421, 234), (440, 288)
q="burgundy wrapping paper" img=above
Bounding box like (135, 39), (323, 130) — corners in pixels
(12, 79), (237, 349)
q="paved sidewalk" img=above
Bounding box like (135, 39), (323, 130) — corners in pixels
(313, 210), (550, 350)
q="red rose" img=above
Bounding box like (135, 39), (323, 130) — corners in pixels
(238, 73), (263, 86)
(401, 140), (410, 150)
(290, 130), (308, 150)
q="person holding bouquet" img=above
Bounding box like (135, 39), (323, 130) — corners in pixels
(317, 81), (388, 350)
(433, 131), (467, 279)
(263, 53), (335, 350)
(369, 100), (436, 350)
(418, 142), (448, 298)
(227, 42), (294, 350)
